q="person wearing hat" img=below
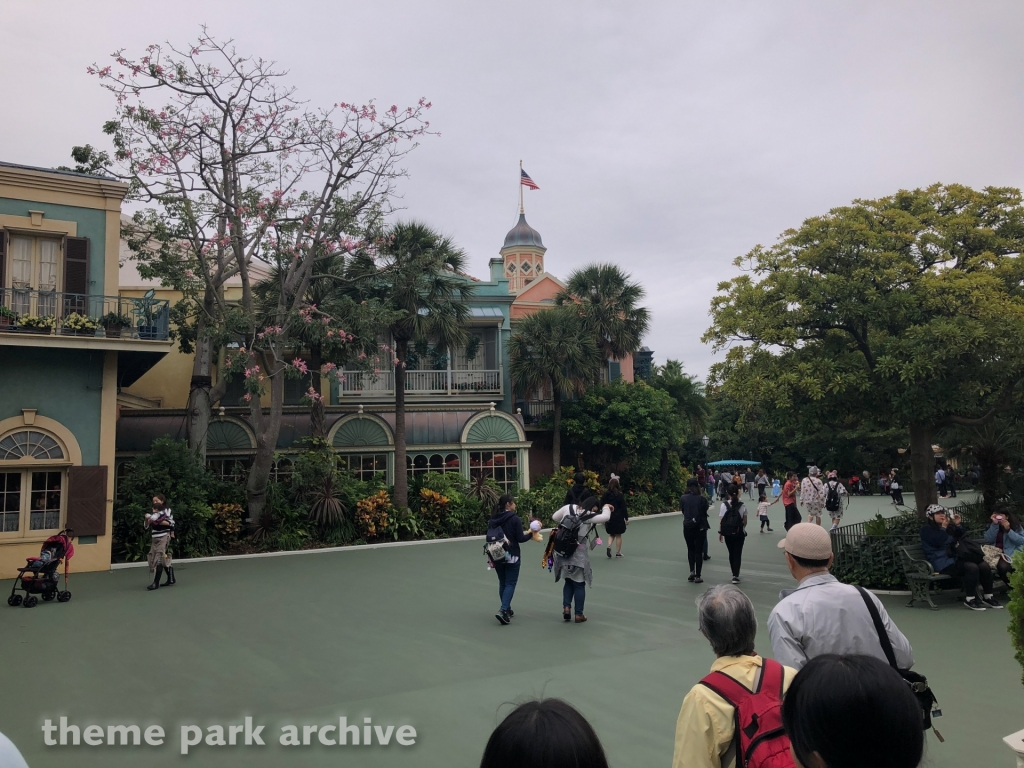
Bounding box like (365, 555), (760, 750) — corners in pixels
(767, 523), (914, 670)
(799, 466), (826, 526)
(921, 504), (1000, 611)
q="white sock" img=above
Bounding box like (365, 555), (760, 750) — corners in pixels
(984, 594), (993, 599)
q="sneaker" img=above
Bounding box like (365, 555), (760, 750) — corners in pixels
(767, 528), (774, 532)
(507, 609), (514, 618)
(687, 572), (695, 582)
(731, 576), (740, 584)
(702, 554), (711, 561)
(982, 596), (1003, 609)
(606, 547), (612, 559)
(963, 598), (986, 612)
(615, 552), (623, 558)
(496, 611), (510, 625)
(693, 577), (703, 583)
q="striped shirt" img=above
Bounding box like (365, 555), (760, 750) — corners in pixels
(146, 509), (174, 539)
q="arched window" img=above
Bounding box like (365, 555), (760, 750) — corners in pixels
(0, 428), (69, 536)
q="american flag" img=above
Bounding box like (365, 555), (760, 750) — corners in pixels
(520, 169), (540, 190)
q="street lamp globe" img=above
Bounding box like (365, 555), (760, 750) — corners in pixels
(702, 435), (710, 448)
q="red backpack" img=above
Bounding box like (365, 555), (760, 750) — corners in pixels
(699, 658), (795, 768)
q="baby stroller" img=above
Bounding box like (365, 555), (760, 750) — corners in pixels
(8, 528), (74, 608)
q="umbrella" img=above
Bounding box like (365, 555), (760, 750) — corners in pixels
(706, 460), (761, 467)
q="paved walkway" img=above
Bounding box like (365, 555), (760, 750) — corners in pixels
(1, 494), (1019, 767)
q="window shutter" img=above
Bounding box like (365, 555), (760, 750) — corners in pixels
(64, 237), (90, 295)
(0, 229), (6, 290)
(66, 465), (108, 537)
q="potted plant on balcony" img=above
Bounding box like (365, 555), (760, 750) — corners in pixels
(135, 289), (159, 340)
(100, 312), (132, 338)
(60, 312), (100, 337)
(18, 315), (56, 334)
(0, 305), (16, 330)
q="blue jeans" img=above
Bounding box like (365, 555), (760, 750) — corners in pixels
(562, 578), (586, 616)
(493, 560), (520, 613)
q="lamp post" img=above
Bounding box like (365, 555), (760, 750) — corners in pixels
(702, 435), (711, 497)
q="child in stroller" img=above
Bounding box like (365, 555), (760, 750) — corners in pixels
(7, 529), (74, 608)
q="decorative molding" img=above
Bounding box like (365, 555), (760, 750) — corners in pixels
(21, 409), (36, 426)
(207, 418), (256, 451)
(462, 411), (525, 444)
(28, 210), (44, 226)
(329, 413), (394, 447)
(0, 163), (128, 211)
(0, 414), (83, 465)
(0, 213), (77, 237)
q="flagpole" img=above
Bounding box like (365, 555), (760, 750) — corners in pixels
(519, 159), (524, 215)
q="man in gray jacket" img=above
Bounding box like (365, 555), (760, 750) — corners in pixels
(768, 523), (914, 670)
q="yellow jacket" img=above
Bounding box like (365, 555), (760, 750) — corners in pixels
(671, 654), (797, 768)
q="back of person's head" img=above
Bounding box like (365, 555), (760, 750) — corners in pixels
(727, 483), (740, 499)
(695, 584), (756, 657)
(686, 477), (700, 493)
(479, 699), (609, 768)
(782, 654), (924, 768)
(573, 472), (586, 486)
(494, 494), (514, 516)
(607, 477), (620, 495)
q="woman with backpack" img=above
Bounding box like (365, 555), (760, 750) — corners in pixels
(718, 484), (748, 584)
(823, 471), (847, 531)
(550, 494), (611, 623)
(485, 494), (541, 626)
(601, 475), (628, 558)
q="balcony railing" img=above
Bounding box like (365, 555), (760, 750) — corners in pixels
(336, 368), (503, 397)
(0, 288), (170, 341)
(519, 399), (554, 424)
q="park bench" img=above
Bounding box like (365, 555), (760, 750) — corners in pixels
(899, 542), (1007, 610)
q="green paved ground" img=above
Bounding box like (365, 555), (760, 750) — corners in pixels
(1, 493), (1020, 768)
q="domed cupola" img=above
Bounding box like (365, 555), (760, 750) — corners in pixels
(503, 213), (546, 250)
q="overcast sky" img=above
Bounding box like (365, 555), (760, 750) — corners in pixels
(4, 1), (1024, 378)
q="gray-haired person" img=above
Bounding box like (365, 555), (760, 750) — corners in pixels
(672, 585), (797, 768)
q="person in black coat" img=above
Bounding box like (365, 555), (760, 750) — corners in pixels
(680, 478), (711, 583)
(487, 494), (540, 625)
(601, 476), (629, 558)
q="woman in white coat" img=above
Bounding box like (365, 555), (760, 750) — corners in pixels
(550, 495), (611, 623)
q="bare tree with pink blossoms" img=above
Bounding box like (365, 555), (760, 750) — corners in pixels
(86, 29), (431, 521)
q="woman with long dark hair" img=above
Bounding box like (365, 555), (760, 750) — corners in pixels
(601, 476), (628, 558)
(782, 654), (924, 768)
(718, 484), (748, 584)
(984, 506), (1023, 588)
(480, 699), (609, 768)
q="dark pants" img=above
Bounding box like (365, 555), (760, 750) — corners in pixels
(684, 526), (707, 577)
(941, 559), (994, 599)
(784, 504), (800, 531)
(947, 480), (956, 498)
(562, 579), (585, 616)
(891, 488), (904, 505)
(493, 560), (521, 613)
(997, 558), (1014, 587)
(723, 533), (745, 577)
(760, 516), (771, 531)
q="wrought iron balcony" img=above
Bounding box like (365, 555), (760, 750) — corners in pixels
(335, 368), (503, 398)
(0, 288), (170, 341)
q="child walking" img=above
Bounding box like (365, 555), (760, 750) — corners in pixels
(757, 491), (778, 532)
(144, 493), (176, 591)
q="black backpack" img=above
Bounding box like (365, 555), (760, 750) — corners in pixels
(553, 507), (599, 559)
(825, 481), (842, 512)
(484, 520), (510, 563)
(720, 501), (744, 536)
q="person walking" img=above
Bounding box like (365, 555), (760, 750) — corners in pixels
(601, 475), (628, 558)
(782, 471), (800, 531)
(823, 470), (847, 531)
(768, 523), (914, 670)
(757, 490), (778, 533)
(935, 466), (947, 498)
(889, 468), (904, 506)
(744, 468), (756, 500)
(681, 478), (711, 583)
(485, 494), (540, 625)
(144, 493), (175, 591)
(754, 468), (769, 499)
(705, 469), (716, 500)
(718, 484), (748, 584)
(672, 585), (797, 768)
(550, 495), (611, 623)
(800, 467), (826, 526)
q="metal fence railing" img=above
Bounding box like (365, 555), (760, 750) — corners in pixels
(0, 288), (170, 341)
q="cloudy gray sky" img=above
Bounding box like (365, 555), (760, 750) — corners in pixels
(4, 1), (1024, 377)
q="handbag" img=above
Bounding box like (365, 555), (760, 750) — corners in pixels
(954, 537), (984, 564)
(981, 544), (1008, 569)
(856, 587), (943, 742)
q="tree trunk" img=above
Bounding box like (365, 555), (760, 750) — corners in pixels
(309, 344), (326, 440)
(393, 339), (409, 509)
(187, 330), (214, 460)
(660, 446), (670, 484)
(908, 423), (938, 518)
(976, 448), (1001, 513)
(552, 388), (562, 475)
(246, 361), (285, 524)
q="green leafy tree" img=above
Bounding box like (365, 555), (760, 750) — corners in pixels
(347, 221), (473, 509)
(557, 263), (650, 378)
(561, 381), (683, 492)
(705, 184), (1024, 515)
(650, 360), (710, 481)
(508, 307), (602, 473)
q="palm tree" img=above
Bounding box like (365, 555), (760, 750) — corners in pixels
(508, 307), (602, 473)
(556, 263), (650, 380)
(651, 359), (710, 482)
(347, 222), (473, 509)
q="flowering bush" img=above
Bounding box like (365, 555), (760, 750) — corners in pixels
(62, 312), (100, 331)
(19, 315), (56, 330)
(355, 491), (393, 540)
